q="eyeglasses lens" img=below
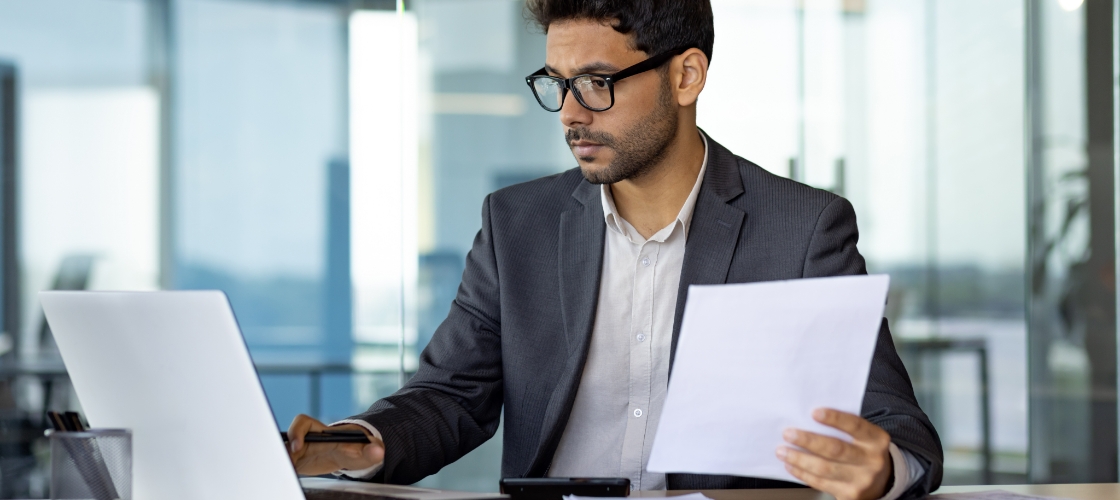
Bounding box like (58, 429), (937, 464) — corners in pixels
(532, 78), (564, 111)
(572, 76), (611, 110)
(568, 75), (613, 110)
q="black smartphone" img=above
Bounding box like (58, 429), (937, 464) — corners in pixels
(499, 478), (630, 500)
(280, 430), (370, 443)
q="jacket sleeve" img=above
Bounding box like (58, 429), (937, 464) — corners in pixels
(349, 195), (505, 485)
(802, 196), (945, 499)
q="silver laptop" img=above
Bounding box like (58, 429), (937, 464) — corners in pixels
(41, 291), (505, 500)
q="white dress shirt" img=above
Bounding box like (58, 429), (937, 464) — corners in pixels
(336, 132), (924, 499)
(546, 138), (708, 490)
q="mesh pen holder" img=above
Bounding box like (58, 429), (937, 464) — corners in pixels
(49, 429), (132, 500)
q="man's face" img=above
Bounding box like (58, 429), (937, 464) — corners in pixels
(545, 20), (679, 184)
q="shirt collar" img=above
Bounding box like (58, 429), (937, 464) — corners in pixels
(600, 131), (709, 242)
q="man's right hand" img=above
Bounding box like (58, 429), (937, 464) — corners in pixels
(287, 414), (385, 476)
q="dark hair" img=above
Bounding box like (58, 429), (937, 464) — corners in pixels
(525, 0), (714, 65)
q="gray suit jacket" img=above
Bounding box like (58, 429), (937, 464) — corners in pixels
(352, 136), (944, 497)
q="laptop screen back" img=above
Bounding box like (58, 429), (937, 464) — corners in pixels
(41, 291), (305, 500)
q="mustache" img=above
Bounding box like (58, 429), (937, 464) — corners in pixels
(565, 127), (616, 147)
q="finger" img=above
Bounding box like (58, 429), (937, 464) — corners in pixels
(783, 463), (861, 500)
(783, 428), (864, 464)
(776, 445), (853, 482)
(287, 414), (328, 454)
(813, 408), (888, 444)
(287, 415), (312, 456)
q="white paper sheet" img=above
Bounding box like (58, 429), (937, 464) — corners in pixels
(646, 275), (890, 484)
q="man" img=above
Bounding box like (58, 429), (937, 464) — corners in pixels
(288, 1), (943, 499)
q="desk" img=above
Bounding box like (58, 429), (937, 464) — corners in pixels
(631, 484), (1119, 500)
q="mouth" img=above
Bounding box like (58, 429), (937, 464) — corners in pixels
(570, 140), (604, 158)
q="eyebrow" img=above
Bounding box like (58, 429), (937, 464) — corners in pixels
(544, 61), (621, 77)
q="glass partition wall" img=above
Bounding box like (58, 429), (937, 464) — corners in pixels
(0, 0), (1114, 497)
(398, 0), (1116, 488)
(1025, 0), (1117, 483)
(0, 2), (158, 495)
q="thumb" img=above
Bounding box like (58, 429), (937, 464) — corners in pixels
(363, 442), (385, 464)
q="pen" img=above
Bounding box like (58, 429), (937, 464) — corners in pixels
(47, 411), (69, 432)
(280, 430), (371, 444)
(63, 411), (85, 431)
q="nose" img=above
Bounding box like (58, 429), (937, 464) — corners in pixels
(559, 89), (593, 130)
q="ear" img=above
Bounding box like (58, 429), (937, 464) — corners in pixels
(672, 48), (708, 107)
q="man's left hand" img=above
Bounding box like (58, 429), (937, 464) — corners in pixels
(776, 408), (893, 500)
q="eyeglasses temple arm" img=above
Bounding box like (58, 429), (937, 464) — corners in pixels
(609, 46), (693, 83)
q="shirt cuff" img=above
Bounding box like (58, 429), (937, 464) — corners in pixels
(328, 418), (385, 480)
(878, 443), (926, 500)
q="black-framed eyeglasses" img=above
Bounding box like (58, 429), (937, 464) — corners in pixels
(525, 45), (692, 112)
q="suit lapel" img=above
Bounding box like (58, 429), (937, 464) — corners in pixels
(670, 136), (747, 369)
(526, 179), (605, 476)
(557, 182), (606, 354)
(526, 134), (746, 474)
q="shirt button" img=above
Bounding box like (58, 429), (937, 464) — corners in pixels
(636, 333), (646, 342)
(634, 409), (643, 418)
(641, 257), (651, 267)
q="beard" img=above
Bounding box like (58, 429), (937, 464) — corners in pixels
(567, 76), (678, 185)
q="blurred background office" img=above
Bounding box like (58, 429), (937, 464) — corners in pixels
(0, 0), (1113, 497)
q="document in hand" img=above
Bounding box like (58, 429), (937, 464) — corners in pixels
(646, 275), (890, 484)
